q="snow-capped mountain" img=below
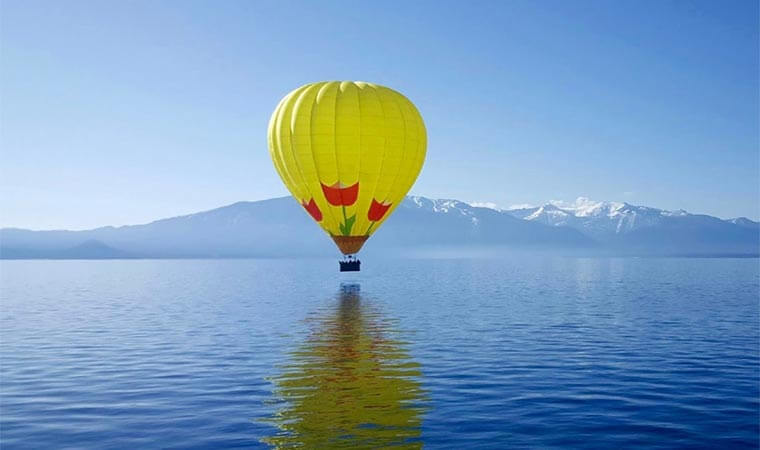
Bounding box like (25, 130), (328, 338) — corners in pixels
(504, 197), (757, 243)
(727, 217), (760, 229)
(405, 196), (483, 225)
(516, 204), (577, 227)
(1, 196), (757, 258)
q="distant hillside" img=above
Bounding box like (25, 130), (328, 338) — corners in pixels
(1, 196), (757, 258)
(1, 239), (132, 259)
(503, 197), (759, 255)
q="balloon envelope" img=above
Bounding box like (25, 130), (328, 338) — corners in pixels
(267, 81), (427, 254)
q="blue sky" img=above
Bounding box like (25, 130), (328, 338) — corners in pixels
(2, 0), (758, 229)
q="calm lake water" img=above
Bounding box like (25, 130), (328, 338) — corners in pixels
(1, 257), (758, 449)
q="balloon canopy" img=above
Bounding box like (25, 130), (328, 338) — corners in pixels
(267, 81), (427, 255)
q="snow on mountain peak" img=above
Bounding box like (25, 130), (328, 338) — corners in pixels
(506, 203), (536, 211)
(547, 197), (625, 217)
(660, 209), (688, 217)
(524, 203), (574, 226)
(402, 195), (756, 245)
(507, 196), (694, 238)
(727, 217), (759, 227)
(468, 201), (502, 211)
(406, 196), (474, 216)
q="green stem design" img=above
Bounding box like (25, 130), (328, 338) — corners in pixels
(365, 222), (375, 235)
(340, 206), (356, 236)
(341, 206), (347, 236)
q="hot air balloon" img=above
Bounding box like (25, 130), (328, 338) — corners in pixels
(267, 81), (427, 271)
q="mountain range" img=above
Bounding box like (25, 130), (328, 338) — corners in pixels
(1, 196), (757, 258)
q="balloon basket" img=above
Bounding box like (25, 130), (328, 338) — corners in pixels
(339, 258), (361, 272)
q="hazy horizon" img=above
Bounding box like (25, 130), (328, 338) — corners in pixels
(2, 0), (758, 229)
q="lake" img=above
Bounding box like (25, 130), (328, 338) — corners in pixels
(1, 257), (758, 448)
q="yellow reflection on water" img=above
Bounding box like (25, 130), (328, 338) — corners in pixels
(263, 284), (426, 449)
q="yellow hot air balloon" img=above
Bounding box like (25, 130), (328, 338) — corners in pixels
(267, 81), (426, 258)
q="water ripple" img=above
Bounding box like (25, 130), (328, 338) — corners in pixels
(1, 257), (758, 448)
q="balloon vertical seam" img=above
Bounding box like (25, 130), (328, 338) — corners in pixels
(381, 88), (409, 212)
(331, 82), (344, 208)
(354, 83), (364, 235)
(307, 83), (342, 234)
(366, 85), (390, 236)
(272, 91), (305, 205)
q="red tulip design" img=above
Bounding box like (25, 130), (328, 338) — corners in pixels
(301, 198), (322, 222)
(365, 199), (392, 234)
(368, 199), (392, 222)
(321, 181), (359, 207)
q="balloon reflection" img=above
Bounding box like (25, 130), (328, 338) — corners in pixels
(263, 284), (426, 448)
